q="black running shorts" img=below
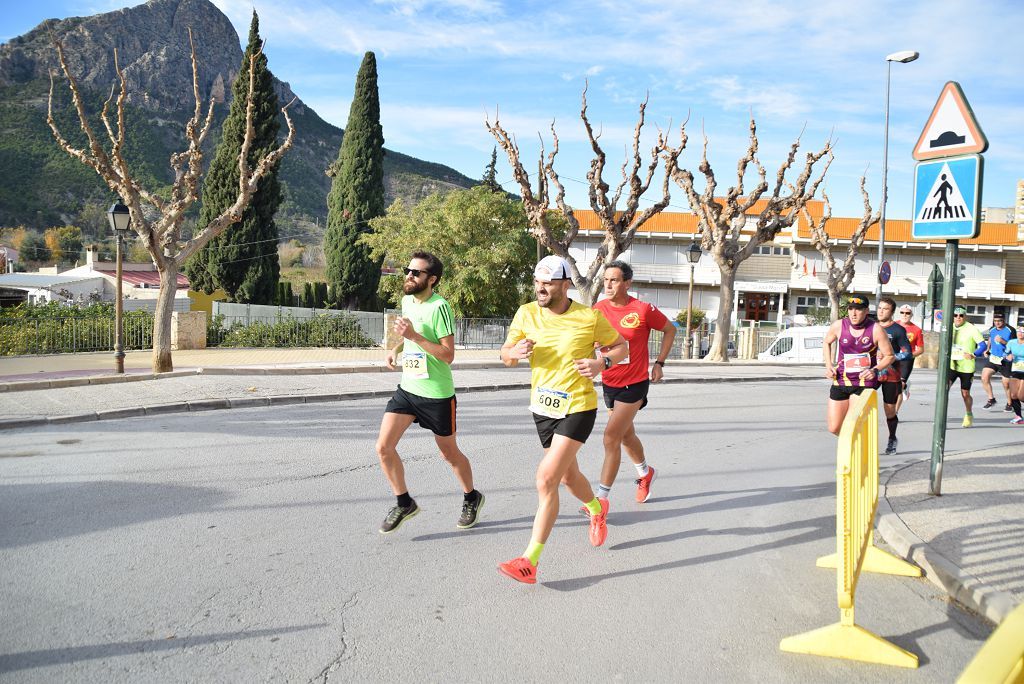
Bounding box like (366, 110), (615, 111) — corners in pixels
(533, 409), (597, 449)
(880, 382), (900, 405)
(602, 379), (650, 410)
(829, 385), (868, 401)
(984, 359), (1012, 378)
(385, 385), (457, 437)
(948, 371), (974, 391)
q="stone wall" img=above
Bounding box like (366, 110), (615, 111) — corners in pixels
(171, 311), (207, 350)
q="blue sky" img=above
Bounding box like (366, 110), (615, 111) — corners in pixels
(5, 0), (1023, 221)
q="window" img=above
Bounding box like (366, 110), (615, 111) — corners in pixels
(755, 244), (791, 256)
(769, 336), (793, 356)
(966, 305), (986, 325)
(804, 337), (823, 350)
(795, 295), (829, 315)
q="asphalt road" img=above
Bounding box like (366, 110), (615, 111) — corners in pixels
(0, 377), (999, 682)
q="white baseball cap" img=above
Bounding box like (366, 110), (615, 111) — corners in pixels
(534, 255), (571, 282)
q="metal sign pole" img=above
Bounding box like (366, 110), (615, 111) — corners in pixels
(929, 240), (959, 495)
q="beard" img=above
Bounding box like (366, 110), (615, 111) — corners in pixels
(403, 279), (428, 295)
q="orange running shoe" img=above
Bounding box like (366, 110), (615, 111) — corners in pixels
(498, 557), (538, 584)
(635, 466), (656, 503)
(589, 497), (610, 547)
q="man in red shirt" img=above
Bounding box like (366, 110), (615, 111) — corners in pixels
(895, 304), (925, 410)
(592, 260), (676, 505)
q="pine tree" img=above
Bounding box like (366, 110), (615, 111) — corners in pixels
(185, 11), (282, 303)
(481, 147), (501, 192)
(323, 52), (385, 310)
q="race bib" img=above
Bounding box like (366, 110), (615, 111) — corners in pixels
(989, 355), (1003, 364)
(952, 344), (965, 358)
(402, 351), (429, 380)
(1013, 360), (1024, 372)
(530, 385), (572, 419)
(843, 352), (870, 372)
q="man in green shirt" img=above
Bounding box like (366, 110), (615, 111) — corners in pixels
(948, 305), (985, 428)
(376, 251), (483, 533)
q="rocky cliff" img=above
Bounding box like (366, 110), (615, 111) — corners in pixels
(0, 0), (474, 231)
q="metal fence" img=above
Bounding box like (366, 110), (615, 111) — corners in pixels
(0, 315), (153, 355)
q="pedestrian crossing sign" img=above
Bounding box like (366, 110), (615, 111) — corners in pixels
(912, 154), (982, 240)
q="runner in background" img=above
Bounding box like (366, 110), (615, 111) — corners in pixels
(875, 297), (913, 454)
(592, 260), (675, 505)
(948, 305), (986, 428)
(895, 304), (925, 410)
(1004, 327), (1024, 425)
(980, 311), (1016, 412)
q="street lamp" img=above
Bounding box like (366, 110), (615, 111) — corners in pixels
(685, 240), (702, 359)
(107, 199), (131, 374)
(876, 49), (920, 304)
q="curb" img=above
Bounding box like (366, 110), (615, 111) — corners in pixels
(0, 375), (817, 431)
(876, 458), (1018, 625)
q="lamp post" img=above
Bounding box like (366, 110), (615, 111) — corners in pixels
(685, 240), (702, 359)
(107, 199), (131, 374)
(876, 49), (920, 304)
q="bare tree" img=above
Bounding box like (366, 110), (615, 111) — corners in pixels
(802, 177), (880, 320)
(663, 119), (833, 361)
(47, 29), (295, 372)
(485, 85), (683, 305)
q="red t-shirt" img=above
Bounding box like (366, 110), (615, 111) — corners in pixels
(592, 296), (669, 387)
(903, 322), (924, 354)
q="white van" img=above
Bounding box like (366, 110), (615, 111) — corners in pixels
(758, 325), (829, 363)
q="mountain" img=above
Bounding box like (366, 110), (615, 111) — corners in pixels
(0, 0), (476, 236)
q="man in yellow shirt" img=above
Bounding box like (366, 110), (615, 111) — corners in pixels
(497, 256), (628, 584)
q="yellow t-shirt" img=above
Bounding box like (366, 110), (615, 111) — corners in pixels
(506, 301), (620, 415)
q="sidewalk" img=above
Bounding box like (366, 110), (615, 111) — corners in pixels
(0, 348), (1019, 628)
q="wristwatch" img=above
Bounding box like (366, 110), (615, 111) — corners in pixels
(654, 360), (665, 367)
(603, 356), (612, 370)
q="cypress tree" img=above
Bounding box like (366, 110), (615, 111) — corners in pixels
(323, 52), (385, 310)
(184, 11), (282, 303)
(481, 147), (501, 192)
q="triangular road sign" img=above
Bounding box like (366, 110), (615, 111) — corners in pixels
(916, 161), (972, 222)
(913, 81), (988, 160)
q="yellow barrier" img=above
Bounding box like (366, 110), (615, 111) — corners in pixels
(781, 390), (922, 668)
(958, 603), (1024, 684)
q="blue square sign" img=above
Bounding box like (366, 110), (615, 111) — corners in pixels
(912, 154), (983, 240)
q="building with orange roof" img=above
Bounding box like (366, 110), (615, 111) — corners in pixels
(568, 197), (1024, 330)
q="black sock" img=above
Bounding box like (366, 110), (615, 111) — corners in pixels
(396, 492), (414, 509)
(463, 489), (480, 503)
(1013, 399), (1022, 418)
(887, 416), (898, 439)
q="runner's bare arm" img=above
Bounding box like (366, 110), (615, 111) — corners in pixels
(574, 335), (627, 378)
(873, 325), (895, 371)
(501, 338), (534, 367)
(393, 316), (455, 364)
(823, 321), (840, 379)
(385, 341), (404, 370)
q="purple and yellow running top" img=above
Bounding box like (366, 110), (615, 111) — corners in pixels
(835, 318), (878, 388)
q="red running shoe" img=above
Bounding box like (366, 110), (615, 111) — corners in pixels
(589, 497), (610, 547)
(498, 557), (537, 584)
(635, 466), (656, 503)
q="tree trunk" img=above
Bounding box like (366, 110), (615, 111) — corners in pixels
(152, 262), (179, 373)
(706, 266), (736, 362)
(828, 288), (841, 322)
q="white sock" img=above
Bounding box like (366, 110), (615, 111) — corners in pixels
(634, 461), (649, 477)
(596, 484), (612, 499)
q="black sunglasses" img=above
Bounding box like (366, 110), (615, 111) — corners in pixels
(953, 313), (965, 317)
(403, 267), (429, 278)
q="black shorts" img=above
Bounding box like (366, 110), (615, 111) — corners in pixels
(948, 371), (974, 390)
(829, 385), (869, 401)
(984, 359), (1012, 378)
(533, 409), (597, 449)
(385, 385), (457, 437)
(603, 379), (650, 410)
(880, 382), (901, 405)
(1013, 372), (1024, 381)
(899, 358), (915, 384)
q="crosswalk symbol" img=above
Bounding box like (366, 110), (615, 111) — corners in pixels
(912, 154), (982, 240)
(916, 162), (971, 222)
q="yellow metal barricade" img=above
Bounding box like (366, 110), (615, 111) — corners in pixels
(958, 603), (1024, 684)
(781, 390), (922, 668)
